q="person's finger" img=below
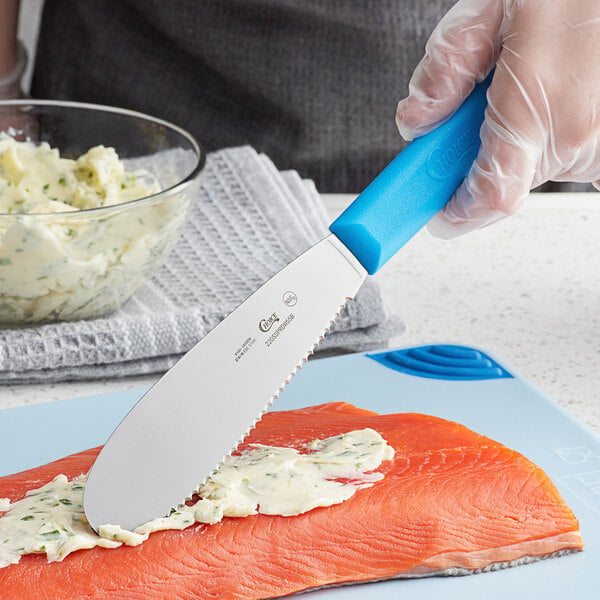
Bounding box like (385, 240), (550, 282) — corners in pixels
(396, 0), (503, 141)
(427, 52), (554, 239)
(427, 139), (535, 239)
(428, 92), (541, 238)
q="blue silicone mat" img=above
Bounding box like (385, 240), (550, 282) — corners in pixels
(0, 345), (598, 598)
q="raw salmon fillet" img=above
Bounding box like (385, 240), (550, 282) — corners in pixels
(0, 402), (583, 599)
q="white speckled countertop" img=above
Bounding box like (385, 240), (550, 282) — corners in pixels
(1, 193), (599, 433)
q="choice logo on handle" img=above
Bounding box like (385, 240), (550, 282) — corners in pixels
(426, 128), (479, 181)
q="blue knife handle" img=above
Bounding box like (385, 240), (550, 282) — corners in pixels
(329, 72), (492, 275)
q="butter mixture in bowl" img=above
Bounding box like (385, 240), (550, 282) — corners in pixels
(0, 138), (159, 214)
(0, 100), (204, 324)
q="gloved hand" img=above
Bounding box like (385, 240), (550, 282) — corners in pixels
(396, 0), (600, 238)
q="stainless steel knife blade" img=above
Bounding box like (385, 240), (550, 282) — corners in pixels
(84, 74), (492, 532)
(84, 234), (366, 531)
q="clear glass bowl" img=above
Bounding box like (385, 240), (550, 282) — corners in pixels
(0, 100), (204, 325)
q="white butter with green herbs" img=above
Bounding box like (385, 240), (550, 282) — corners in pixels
(0, 136), (157, 214)
(0, 428), (394, 567)
(0, 136), (188, 323)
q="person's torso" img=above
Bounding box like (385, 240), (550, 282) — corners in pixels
(33, 0), (456, 191)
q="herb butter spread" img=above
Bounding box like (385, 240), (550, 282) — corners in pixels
(0, 428), (394, 567)
(0, 136), (190, 323)
(0, 136), (158, 213)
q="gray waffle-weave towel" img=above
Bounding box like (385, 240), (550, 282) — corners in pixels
(0, 147), (404, 383)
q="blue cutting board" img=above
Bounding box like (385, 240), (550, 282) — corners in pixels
(1, 344), (598, 598)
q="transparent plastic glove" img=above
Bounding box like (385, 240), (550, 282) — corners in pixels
(396, 0), (600, 238)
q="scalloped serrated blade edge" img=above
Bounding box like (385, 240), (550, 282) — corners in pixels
(84, 234), (366, 532)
